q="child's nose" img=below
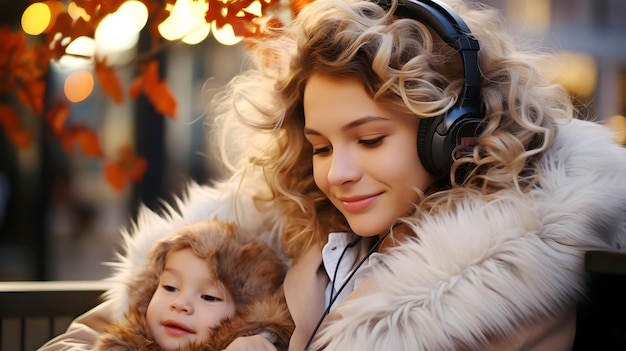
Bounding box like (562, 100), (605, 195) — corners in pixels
(170, 296), (193, 314)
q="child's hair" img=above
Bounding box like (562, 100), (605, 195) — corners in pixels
(127, 220), (285, 316)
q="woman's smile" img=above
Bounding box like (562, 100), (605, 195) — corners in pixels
(338, 193), (382, 213)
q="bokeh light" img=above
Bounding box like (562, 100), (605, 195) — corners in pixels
(211, 21), (243, 46)
(159, 0), (211, 44)
(95, 14), (140, 53)
(545, 51), (598, 98)
(118, 1), (149, 33)
(22, 2), (52, 35)
(182, 24), (212, 45)
(67, 1), (90, 21)
(64, 70), (95, 103)
(606, 115), (626, 145)
(65, 36), (96, 58)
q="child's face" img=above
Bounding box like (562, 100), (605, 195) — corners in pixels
(146, 248), (236, 351)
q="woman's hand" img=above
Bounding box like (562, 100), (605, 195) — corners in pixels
(223, 335), (277, 351)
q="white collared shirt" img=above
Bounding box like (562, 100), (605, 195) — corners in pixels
(322, 232), (382, 310)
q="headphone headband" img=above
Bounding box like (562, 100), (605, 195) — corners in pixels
(377, 0), (482, 178)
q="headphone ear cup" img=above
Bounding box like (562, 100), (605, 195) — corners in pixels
(417, 115), (446, 178)
(417, 110), (482, 179)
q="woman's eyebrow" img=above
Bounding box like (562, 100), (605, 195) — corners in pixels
(304, 116), (388, 135)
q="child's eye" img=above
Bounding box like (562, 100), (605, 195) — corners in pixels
(201, 295), (222, 302)
(358, 136), (384, 147)
(163, 285), (178, 293)
(312, 145), (332, 156)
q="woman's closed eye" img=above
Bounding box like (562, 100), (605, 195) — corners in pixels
(358, 136), (384, 147)
(312, 136), (385, 155)
(312, 145), (332, 156)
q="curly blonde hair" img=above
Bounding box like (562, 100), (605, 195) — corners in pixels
(211, 0), (573, 259)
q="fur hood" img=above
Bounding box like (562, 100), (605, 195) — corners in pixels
(309, 119), (626, 350)
(95, 289), (293, 351)
(103, 170), (286, 322)
(97, 220), (293, 350)
(102, 118), (626, 350)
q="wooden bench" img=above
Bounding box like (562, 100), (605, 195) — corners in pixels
(1, 250), (624, 350)
(0, 280), (110, 351)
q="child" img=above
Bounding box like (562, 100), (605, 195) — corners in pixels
(93, 219), (293, 351)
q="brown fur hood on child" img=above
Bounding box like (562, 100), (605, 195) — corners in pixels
(94, 220), (294, 350)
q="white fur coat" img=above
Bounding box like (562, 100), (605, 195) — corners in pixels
(103, 118), (626, 349)
(310, 118), (626, 350)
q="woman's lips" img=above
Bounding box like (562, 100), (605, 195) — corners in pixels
(340, 194), (380, 212)
(162, 320), (194, 336)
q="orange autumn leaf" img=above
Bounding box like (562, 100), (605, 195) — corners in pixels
(55, 126), (103, 157)
(104, 145), (148, 191)
(0, 104), (32, 148)
(45, 103), (103, 157)
(130, 60), (177, 118)
(230, 19), (251, 38)
(0, 0), (305, 193)
(208, 0), (276, 37)
(0, 25), (21, 65)
(205, 1), (225, 24)
(17, 79), (46, 115)
(12, 45), (49, 83)
(72, 127), (103, 157)
(128, 74), (143, 98)
(75, 0), (126, 19)
(56, 126), (102, 158)
(95, 58), (124, 103)
(147, 81), (177, 118)
(0, 27), (49, 114)
(45, 103), (71, 134)
(0, 26), (26, 93)
(45, 13), (93, 60)
(104, 164), (125, 190)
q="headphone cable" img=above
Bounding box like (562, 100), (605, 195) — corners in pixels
(304, 223), (398, 350)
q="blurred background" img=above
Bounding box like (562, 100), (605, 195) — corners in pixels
(0, 0), (625, 282)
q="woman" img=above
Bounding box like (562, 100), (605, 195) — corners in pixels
(215, 0), (626, 349)
(41, 0), (626, 350)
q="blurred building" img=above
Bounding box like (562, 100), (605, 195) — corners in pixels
(0, 0), (624, 281)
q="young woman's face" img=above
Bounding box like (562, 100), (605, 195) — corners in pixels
(303, 74), (434, 237)
(146, 248), (235, 351)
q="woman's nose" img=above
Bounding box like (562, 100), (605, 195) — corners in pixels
(327, 147), (361, 185)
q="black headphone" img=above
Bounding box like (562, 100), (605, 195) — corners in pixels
(378, 0), (482, 179)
